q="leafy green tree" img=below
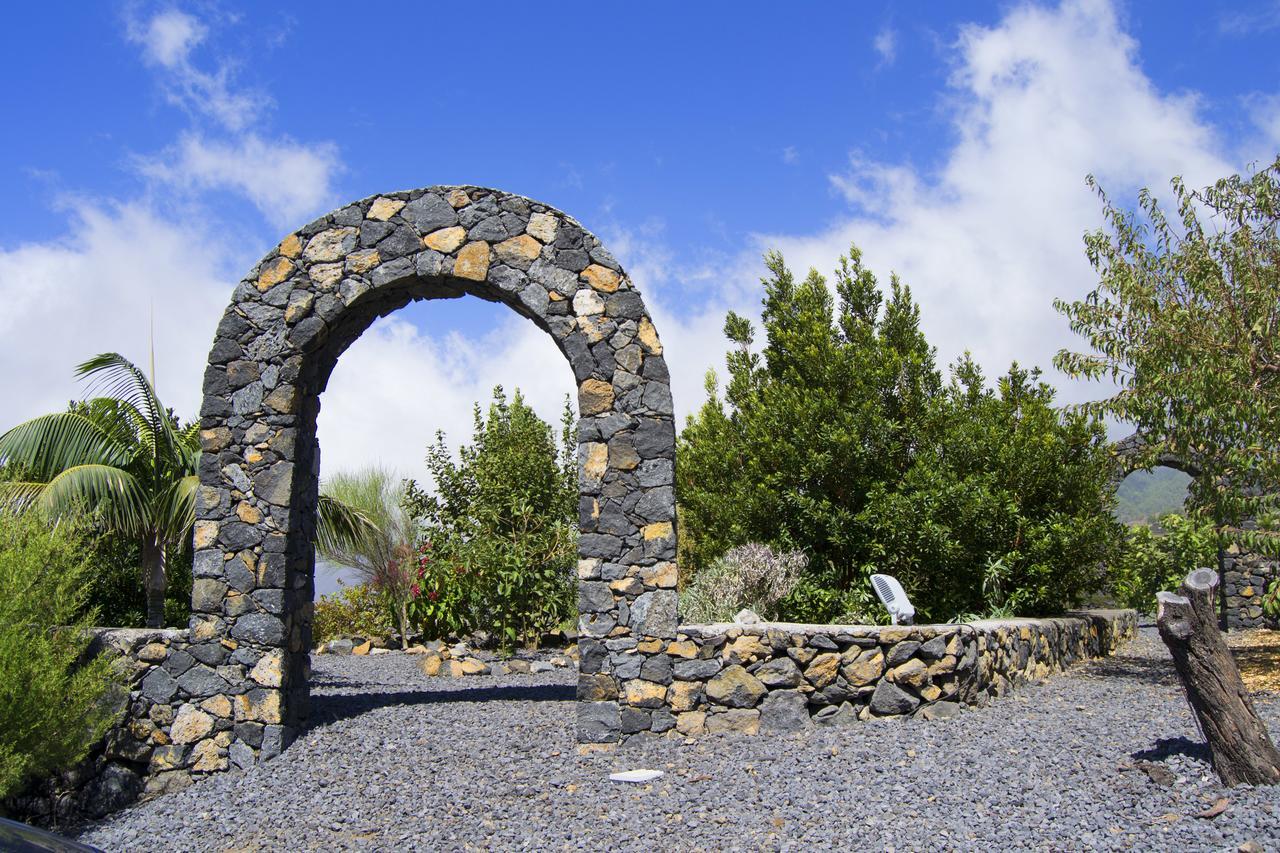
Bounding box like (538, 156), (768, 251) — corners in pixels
(316, 467), (415, 648)
(403, 387), (577, 647)
(1054, 158), (1280, 620)
(0, 354), (199, 628)
(0, 510), (119, 798)
(679, 247), (1124, 622)
(1109, 512), (1218, 612)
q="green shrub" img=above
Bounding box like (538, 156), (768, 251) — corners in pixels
(403, 387), (577, 648)
(312, 582), (390, 643)
(678, 247), (1125, 623)
(1107, 512), (1217, 612)
(0, 512), (120, 798)
(680, 543), (806, 624)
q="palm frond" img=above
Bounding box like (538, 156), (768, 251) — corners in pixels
(0, 480), (51, 514)
(316, 493), (383, 576)
(77, 353), (165, 431)
(76, 352), (190, 475)
(34, 464), (149, 537)
(155, 474), (199, 545)
(0, 412), (133, 479)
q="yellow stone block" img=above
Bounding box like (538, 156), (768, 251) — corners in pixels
(581, 264), (620, 293)
(643, 521), (674, 541)
(578, 378), (615, 416)
(637, 317), (662, 354)
(666, 640), (698, 659)
(668, 680), (703, 711)
(345, 248), (381, 274)
(423, 226), (467, 253)
(366, 197), (405, 221)
(256, 257), (294, 292)
(193, 520), (218, 550)
(583, 442), (608, 483)
(309, 262), (343, 290)
(642, 561), (677, 589)
(494, 234), (542, 265)
(447, 189), (470, 208)
(235, 502), (262, 524)
(201, 695), (233, 718)
(675, 710), (706, 736)
(454, 241), (491, 281)
(526, 212), (558, 243)
(278, 233), (302, 259)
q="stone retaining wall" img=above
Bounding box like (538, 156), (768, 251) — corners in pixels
(585, 609), (1137, 739)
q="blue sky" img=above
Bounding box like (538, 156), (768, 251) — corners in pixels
(2, 0), (1279, 493)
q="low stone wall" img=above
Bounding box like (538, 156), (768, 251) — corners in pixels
(1224, 546), (1279, 629)
(586, 609), (1137, 739)
(6, 626), (279, 825)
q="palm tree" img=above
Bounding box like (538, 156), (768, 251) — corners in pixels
(316, 467), (416, 648)
(0, 354), (198, 628)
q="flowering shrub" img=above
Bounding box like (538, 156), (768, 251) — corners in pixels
(312, 581), (390, 643)
(679, 543), (807, 624)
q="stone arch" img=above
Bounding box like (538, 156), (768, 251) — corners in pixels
(192, 187), (678, 766)
(1110, 431), (1277, 629)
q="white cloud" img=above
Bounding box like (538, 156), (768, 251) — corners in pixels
(316, 313), (577, 483)
(874, 27), (898, 67)
(127, 8), (268, 131)
(1219, 1), (1280, 35)
(749, 0), (1264, 410)
(139, 133), (342, 230)
(782, 146), (799, 165)
(0, 199), (233, 426)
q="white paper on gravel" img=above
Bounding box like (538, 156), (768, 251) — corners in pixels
(608, 769), (664, 783)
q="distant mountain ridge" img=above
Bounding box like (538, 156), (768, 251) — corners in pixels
(1115, 466), (1191, 525)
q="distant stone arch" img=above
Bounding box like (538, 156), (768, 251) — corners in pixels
(190, 187), (678, 766)
(1110, 431), (1275, 629)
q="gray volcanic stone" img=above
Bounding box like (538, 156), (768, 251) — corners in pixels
(577, 701), (620, 743)
(870, 680), (919, 716)
(674, 658), (722, 680)
(759, 689), (811, 733)
(231, 615), (286, 646)
(401, 193), (457, 232)
(753, 656), (804, 689)
(886, 640), (921, 666)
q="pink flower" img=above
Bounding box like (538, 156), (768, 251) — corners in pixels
(428, 590), (440, 601)
(411, 583), (421, 598)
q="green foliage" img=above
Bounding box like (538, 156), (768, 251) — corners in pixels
(312, 581), (391, 643)
(403, 387), (577, 648)
(679, 543), (806, 624)
(1054, 158), (1280, 561)
(0, 354), (200, 627)
(678, 247), (1125, 623)
(83, 528), (192, 628)
(0, 511), (120, 799)
(316, 467), (414, 647)
(1108, 512), (1218, 612)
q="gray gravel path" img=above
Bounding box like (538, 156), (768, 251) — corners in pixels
(79, 629), (1280, 851)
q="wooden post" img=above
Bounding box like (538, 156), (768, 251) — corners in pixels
(1156, 567), (1280, 786)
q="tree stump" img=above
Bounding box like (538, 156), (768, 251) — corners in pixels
(1156, 567), (1280, 786)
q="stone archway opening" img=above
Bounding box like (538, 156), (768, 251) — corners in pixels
(193, 187), (678, 767)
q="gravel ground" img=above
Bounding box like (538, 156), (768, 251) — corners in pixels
(79, 628), (1280, 851)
